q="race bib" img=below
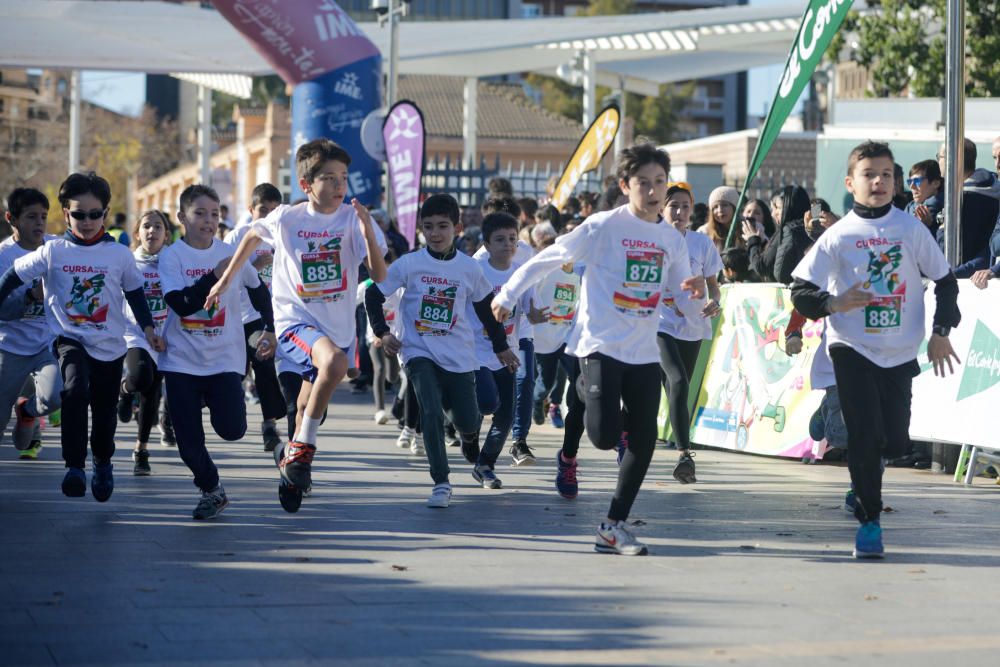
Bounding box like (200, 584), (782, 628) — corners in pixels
(300, 250), (344, 293)
(419, 294), (454, 331)
(553, 282), (576, 304)
(864, 295), (901, 334)
(623, 250), (663, 289)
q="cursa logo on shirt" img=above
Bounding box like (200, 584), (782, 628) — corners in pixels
(63, 267), (110, 329)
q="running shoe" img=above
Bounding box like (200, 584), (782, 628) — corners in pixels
(396, 425), (416, 449)
(673, 451), (697, 484)
(13, 398), (36, 451)
(62, 467), (86, 497)
(374, 409), (388, 425)
(273, 444), (304, 513)
(159, 413), (176, 447)
(460, 432), (480, 465)
(472, 465), (502, 489)
(116, 386), (134, 424)
(532, 399), (545, 426)
(445, 432), (460, 448)
(410, 433), (424, 456)
(853, 521), (884, 559)
(616, 431), (629, 466)
(91, 461), (114, 502)
(278, 441), (315, 490)
(509, 439), (536, 466)
(18, 440), (42, 460)
(132, 449), (151, 476)
(844, 489), (857, 514)
(808, 407), (825, 442)
(555, 451), (578, 499)
(193, 485), (229, 520)
(261, 419), (281, 452)
(426, 482), (452, 508)
(548, 404), (564, 429)
(47, 408), (61, 428)
(594, 522), (648, 556)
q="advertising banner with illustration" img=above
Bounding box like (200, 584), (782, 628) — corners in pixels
(689, 284), (825, 458)
(383, 101), (425, 250)
(550, 105), (619, 212)
(910, 285), (1000, 448)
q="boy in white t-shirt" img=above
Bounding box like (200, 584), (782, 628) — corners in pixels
(791, 141), (961, 559)
(223, 182), (286, 453)
(206, 139), (387, 512)
(493, 144), (706, 555)
(0, 173), (163, 501)
(0, 188), (61, 460)
(159, 185), (276, 520)
(365, 195), (519, 508)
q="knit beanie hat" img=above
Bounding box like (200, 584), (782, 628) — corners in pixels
(708, 186), (739, 210)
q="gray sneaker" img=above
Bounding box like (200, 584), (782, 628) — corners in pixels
(594, 522), (648, 556)
(426, 482), (452, 508)
(193, 486), (229, 520)
(472, 465), (502, 489)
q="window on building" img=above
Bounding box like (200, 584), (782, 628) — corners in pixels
(57, 79), (67, 96)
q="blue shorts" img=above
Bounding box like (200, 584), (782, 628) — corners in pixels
(277, 324), (352, 382)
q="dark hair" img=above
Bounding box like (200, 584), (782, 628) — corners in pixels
(516, 197), (539, 219)
(5, 187), (49, 219)
(691, 202), (709, 230)
(296, 138), (351, 184)
(770, 185), (811, 226)
(743, 198), (775, 237)
(114, 212), (127, 226)
(578, 191), (598, 210)
(419, 193), (460, 224)
(58, 172), (111, 209)
(909, 159), (942, 183)
(665, 184), (694, 203)
(615, 143), (671, 183)
(481, 194), (521, 219)
(487, 177), (514, 197)
(562, 196), (581, 216)
(722, 247), (751, 278)
(179, 184), (221, 212)
(963, 137), (977, 173)
(846, 141), (894, 176)
(252, 182), (283, 207)
(535, 203), (562, 231)
(482, 212), (518, 242)
(597, 183), (625, 212)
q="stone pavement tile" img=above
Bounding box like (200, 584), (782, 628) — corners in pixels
(46, 638), (303, 666)
(0, 642), (55, 666)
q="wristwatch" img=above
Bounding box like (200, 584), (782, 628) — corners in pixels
(932, 325), (951, 337)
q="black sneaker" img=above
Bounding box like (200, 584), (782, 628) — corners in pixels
(159, 413), (176, 447)
(510, 439), (536, 467)
(460, 432), (480, 465)
(261, 420), (281, 452)
(193, 486), (229, 520)
(132, 450), (151, 476)
(116, 387), (134, 424)
(532, 399), (545, 426)
(62, 467), (86, 497)
(274, 443), (309, 513)
(91, 461), (114, 502)
(673, 451), (697, 484)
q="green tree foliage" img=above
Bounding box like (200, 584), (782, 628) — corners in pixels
(212, 75), (289, 127)
(850, 0), (1000, 97)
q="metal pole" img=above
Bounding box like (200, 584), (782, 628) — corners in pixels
(388, 0), (399, 107)
(614, 77), (626, 157)
(68, 70), (81, 173)
(944, 0), (966, 267)
(462, 77), (478, 169)
(581, 51), (596, 127)
(197, 85), (213, 185)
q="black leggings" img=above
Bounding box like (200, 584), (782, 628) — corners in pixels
(580, 353), (661, 522)
(124, 347), (163, 445)
(56, 337), (124, 469)
(830, 346), (917, 524)
(656, 333), (702, 450)
(558, 354), (585, 460)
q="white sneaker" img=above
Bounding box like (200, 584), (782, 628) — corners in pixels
(594, 522), (648, 556)
(374, 409), (388, 425)
(410, 433), (425, 456)
(426, 482), (452, 508)
(396, 426), (415, 449)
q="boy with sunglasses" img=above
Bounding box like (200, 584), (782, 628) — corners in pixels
(903, 160), (943, 235)
(0, 173), (165, 500)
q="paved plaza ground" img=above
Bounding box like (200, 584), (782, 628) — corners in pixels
(1, 387), (998, 666)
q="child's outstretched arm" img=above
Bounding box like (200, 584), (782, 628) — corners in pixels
(354, 199), (387, 283)
(204, 228), (263, 310)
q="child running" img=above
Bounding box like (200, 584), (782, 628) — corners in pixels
(790, 140), (961, 558)
(659, 182), (723, 483)
(206, 139), (387, 512)
(117, 210), (171, 475)
(158, 184), (276, 519)
(0, 173), (162, 500)
(493, 144), (705, 555)
(0, 188), (61, 460)
(365, 194), (518, 508)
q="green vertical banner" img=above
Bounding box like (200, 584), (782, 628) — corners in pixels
(724, 0), (855, 249)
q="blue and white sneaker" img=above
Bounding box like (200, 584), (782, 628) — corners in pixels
(555, 451), (578, 499)
(853, 521), (884, 559)
(472, 465), (502, 489)
(548, 404), (564, 429)
(844, 489), (857, 514)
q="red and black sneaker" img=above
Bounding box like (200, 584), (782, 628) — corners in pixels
(278, 441), (315, 489)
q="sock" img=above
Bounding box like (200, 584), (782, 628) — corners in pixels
(560, 451), (574, 463)
(295, 416), (320, 445)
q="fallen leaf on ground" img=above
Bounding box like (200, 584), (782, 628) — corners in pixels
(391, 565), (408, 571)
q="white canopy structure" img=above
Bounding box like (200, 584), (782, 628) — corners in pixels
(0, 0), (804, 171)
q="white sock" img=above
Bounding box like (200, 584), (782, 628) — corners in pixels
(295, 416), (321, 445)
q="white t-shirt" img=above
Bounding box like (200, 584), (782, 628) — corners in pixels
(531, 264), (581, 355)
(474, 239), (535, 339)
(376, 248), (493, 373)
(792, 206), (950, 368)
(123, 250), (168, 362)
(495, 205), (704, 365)
(658, 229), (724, 341)
(13, 237), (144, 361)
(224, 223), (274, 325)
(252, 202), (387, 348)
(0, 237), (55, 357)
(473, 256), (534, 371)
(157, 239), (260, 375)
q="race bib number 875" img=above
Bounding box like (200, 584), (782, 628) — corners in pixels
(623, 250), (663, 289)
